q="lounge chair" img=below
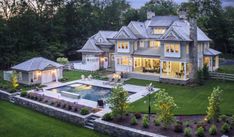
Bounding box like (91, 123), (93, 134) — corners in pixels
(88, 75), (93, 80)
(81, 75), (85, 80)
(97, 99), (105, 108)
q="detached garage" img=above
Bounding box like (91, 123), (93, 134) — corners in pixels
(11, 57), (64, 85)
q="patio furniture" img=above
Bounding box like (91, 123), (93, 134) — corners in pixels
(81, 75), (85, 80)
(88, 75), (93, 80)
(97, 99), (105, 108)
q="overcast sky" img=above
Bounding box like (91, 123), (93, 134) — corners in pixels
(128, 0), (234, 9)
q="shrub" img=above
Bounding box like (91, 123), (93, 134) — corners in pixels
(20, 91), (27, 97)
(80, 107), (89, 115)
(203, 64), (209, 80)
(196, 121), (206, 130)
(220, 114), (228, 122)
(197, 69), (204, 85)
(130, 115), (137, 125)
(221, 123), (230, 134)
(142, 115), (149, 128)
(174, 121), (183, 133)
(134, 112), (142, 119)
(209, 124), (217, 135)
(154, 118), (160, 126)
(196, 127), (205, 137)
(184, 127), (192, 137)
(102, 113), (113, 121)
(183, 121), (190, 127)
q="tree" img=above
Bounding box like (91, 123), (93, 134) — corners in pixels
(56, 57), (69, 65)
(11, 72), (19, 91)
(154, 89), (177, 128)
(107, 85), (129, 119)
(207, 86), (223, 121)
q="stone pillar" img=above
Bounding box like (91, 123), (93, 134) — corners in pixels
(184, 63), (187, 80)
(189, 18), (198, 82)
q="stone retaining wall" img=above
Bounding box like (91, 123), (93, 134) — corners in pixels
(13, 96), (88, 126)
(0, 90), (11, 101)
(94, 119), (165, 137)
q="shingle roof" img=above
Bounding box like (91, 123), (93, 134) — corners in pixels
(11, 57), (63, 71)
(77, 38), (104, 53)
(112, 26), (138, 40)
(204, 48), (221, 56)
(134, 48), (161, 57)
(149, 16), (179, 27)
(161, 20), (211, 41)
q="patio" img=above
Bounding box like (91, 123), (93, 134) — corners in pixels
(33, 79), (159, 117)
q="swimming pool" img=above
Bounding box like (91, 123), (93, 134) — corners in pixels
(49, 83), (112, 101)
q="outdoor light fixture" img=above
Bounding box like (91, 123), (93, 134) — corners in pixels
(146, 83), (154, 120)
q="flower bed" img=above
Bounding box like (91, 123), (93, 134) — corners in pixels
(103, 113), (234, 137)
(26, 92), (101, 115)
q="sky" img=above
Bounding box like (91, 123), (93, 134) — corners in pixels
(128, 0), (234, 9)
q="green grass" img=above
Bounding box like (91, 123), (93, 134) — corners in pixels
(0, 101), (107, 137)
(126, 79), (234, 115)
(62, 70), (110, 82)
(217, 65), (234, 74)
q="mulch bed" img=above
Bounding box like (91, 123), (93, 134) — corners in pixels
(25, 92), (101, 115)
(111, 113), (234, 137)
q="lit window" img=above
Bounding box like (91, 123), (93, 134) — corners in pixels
(117, 41), (129, 50)
(150, 41), (160, 48)
(153, 28), (166, 35)
(117, 56), (129, 66)
(186, 44), (189, 54)
(165, 43), (180, 56)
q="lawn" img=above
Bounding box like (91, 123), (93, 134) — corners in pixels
(0, 101), (108, 137)
(217, 65), (234, 74)
(126, 79), (234, 115)
(62, 70), (110, 82)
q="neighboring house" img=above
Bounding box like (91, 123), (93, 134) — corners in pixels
(76, 31), (117, 71)
(78, 12), (221, 84)
(11, 57), (63, 85)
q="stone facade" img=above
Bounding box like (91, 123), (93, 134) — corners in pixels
(0, 90), (10, 101)
(94, 119), (165, 137)
(13, 96), (88, 126)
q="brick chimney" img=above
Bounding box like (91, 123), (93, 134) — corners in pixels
(147, 11), (155, 20)
(190, 18), (198, 82)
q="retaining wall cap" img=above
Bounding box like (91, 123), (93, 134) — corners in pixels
(0, 90), (11, 95)
(15, 95), (92, 119)
(95, 118), (166, 137)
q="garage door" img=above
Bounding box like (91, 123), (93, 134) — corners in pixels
(41, 70), (53, 84)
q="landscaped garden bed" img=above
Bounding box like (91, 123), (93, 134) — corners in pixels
(103, 113), (234, 137)
(24, 92), (101, 115)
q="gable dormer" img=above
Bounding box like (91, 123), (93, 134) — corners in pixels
(113, 26), (137, 40)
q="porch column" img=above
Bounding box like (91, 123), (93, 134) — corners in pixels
(210, 57), (213, 71)
(184, 62), (186, 80)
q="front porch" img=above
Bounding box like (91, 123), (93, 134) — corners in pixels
(133, 57), (160, 74)
(204, 55), (219, 71)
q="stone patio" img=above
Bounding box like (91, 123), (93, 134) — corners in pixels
(33, 79), (159, 117)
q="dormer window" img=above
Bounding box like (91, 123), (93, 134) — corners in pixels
(153, 28), (166, 35)
(98, 38), (103, 43)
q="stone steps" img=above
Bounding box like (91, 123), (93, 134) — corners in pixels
(84, 115), (100, 130)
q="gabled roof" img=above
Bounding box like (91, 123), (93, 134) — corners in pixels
(128, 21), (148, 38)
(78, 38), (104, 53)
(11, 57), (63, 71)
(161, 20), (211, 41)
(204, 48), (221, 56)
(149, 16), (179, 27)
(112, 26), (138, 40)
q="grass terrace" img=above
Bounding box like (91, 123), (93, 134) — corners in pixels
(0, 101), (107, 137)
(126, 79), (234, 115)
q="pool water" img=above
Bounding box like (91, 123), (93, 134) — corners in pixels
(49, 83), (112, 101)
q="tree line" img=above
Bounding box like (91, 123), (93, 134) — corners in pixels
(0, 0), (234, 69)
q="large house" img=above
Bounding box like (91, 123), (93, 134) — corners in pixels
(77, 12), (221, 84)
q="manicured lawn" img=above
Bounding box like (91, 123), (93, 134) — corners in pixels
(62, 70), (103, 82)
(217, 65), (234, 74)
(0, 101), (107, 137)
(126, 79), (234, 115)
